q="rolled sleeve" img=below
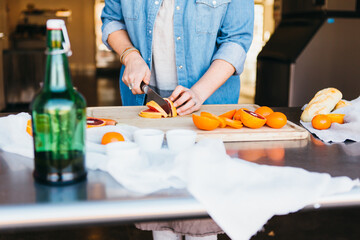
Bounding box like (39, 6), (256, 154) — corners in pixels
(102, 21), (126, 50)
(213, 0), (254, 75)
(212, 42), (247, 75)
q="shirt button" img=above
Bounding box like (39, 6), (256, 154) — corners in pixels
(176, 6), (180, 10)
(212, 0), (217, 5)
(149, 30), (152, 34)
(148, 58), (151, 62)
(179, 65), (183, 69)
(155, 1), (159, 4)
(176, 36), (181, 40)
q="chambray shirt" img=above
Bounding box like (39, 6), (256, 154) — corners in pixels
(101, 0), (254, 106)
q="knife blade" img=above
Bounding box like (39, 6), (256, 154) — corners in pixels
(140, 82), (171, 115)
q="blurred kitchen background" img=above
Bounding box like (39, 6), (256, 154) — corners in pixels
(0, 0), (359, 113)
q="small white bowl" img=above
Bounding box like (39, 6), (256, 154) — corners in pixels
(166, 129), (197, 153)
(106, 141), (140, 159)
(133, 129), (164, 151)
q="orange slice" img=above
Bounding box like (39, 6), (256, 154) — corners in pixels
(200, 112), (226, 128)
(325, 113), (345, 124)
(164, 98), (177, 117)
(222, 117), (243, 129)
(146, 100), (168, 118)
(239, 109), (267, 129)
(139, 109), (163, 118)
(192, 114), (219, 131)
(219, 109), (236, 119)
(87, 117), (106, 128)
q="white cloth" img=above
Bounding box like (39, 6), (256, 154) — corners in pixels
(301, 96), (360, 143)
(149, 0), (178, 91)
(0, 114), (359, 240)
(0, 112), (33, 158)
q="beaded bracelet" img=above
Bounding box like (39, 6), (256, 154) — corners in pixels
(120, 47), (140, 65)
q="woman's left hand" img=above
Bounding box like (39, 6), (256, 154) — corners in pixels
(169, 86), (204, 116)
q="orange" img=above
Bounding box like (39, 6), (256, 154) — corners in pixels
(101, 132), (125, 145)
(266, 112), (287, 129)
(219, 109), (236, 119)
(311, 114), (331, 130)
(325, 114), (345, 124)
(192, 114), (219, 131)
(87, 117), (106, 128)
(233, 108), (249, 121)
(200, 112), (226, 128)
(255, 106), (274, 118)
(26, 119), (32, 136)
(221, 117), (243, 129)
(238, 109), (267, 129)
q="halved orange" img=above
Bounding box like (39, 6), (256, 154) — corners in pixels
(221, 117), (243, 129)
(87, 117), (106, 128)
(219, 109), (236, 119)
(239, 109), (267, 129)
(200, 112), (226, 128)
(325, 113), (345, 124)
(192, 114), (219, 131)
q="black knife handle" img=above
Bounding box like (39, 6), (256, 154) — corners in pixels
(140, 81), (148, 94)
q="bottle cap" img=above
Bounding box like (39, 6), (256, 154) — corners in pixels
(46, 19), (65, 30)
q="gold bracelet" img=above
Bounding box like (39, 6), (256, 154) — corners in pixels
(120, 47), (140, 65)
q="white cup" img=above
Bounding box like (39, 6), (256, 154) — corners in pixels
(133, 129), (164, 152)
(166, 129), (197, 153)
(106, 141), (140, 160)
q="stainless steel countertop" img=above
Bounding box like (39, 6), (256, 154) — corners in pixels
(0, 108), (359, 230)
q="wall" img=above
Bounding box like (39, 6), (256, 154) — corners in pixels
(6, 0), (96, 75)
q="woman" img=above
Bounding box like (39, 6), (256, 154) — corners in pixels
(101, 0), (253, 238)
(102, 0), (253, 115)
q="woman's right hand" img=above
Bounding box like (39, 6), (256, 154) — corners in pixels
(122, 52), (151, 95)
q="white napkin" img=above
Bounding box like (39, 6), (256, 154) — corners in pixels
(87, 138), (358, 240)
(301, 96), (360, 142)
(0, 113), (33, 158)
(172, 139), (358, 240)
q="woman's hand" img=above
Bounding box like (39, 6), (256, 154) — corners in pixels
(122, 51), (151, 95)
(169, 86), (204, 116)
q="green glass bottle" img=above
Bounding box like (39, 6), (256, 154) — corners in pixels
(30, 19), (87, 185)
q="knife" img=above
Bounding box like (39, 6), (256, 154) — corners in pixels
(140, 82), (171, 115)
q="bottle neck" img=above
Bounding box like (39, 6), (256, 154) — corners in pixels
(43, 29), (73, 92)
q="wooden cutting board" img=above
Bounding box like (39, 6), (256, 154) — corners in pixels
(87, 104), (309, 142)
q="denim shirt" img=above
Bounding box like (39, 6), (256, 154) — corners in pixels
(101, 0), (254, 106)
